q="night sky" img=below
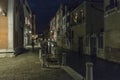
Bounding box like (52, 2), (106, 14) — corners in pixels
(27, 0), (82, 34)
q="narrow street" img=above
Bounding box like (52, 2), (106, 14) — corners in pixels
(0, 49), (74, 80)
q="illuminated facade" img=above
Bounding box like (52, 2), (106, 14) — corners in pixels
(0, 0), (25, 57)
(50, 17), (57, 41)
(49, 4), (68, 48)
(23, 0), (32, 47)
(56, 5), (64, 47)
(55, 5), (68, 48)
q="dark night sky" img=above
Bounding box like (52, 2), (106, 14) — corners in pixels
(27, 0), (82, 34)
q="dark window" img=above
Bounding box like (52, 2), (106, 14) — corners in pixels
(78, 10), (84, 23)
(57, 28), (60, 35)
(86, 37), (89, 46)
(71, 31), (74, 44)
(106, 0), (118, 11)
(66, 16), (70, 23)
(23, 0), (25, 4)
(62, 6), (65, 16)
(71, 31), (74, 39)
(98, 34), (103, 48)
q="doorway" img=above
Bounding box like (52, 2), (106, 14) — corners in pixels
(90, 37), (97, 56)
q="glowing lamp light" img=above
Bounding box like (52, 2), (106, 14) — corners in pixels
(0, 8), (2, 12)
(51, 44), (54, 47)
(0, 8), (7, 16)
(29, 31), (32, 33)
(51, 30), (53, 33)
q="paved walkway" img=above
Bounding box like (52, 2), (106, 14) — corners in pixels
(0, 49), (74, 80)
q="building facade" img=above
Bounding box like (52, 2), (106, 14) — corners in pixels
(69, 2), (86, 53)
(56, 5), (64, 48)
(50, 16), (57, 41)
(0, 0), (26, 57)
(69, 1), (104, 56)
(104, 0), (120, 62)
(55, 4), (70, 48)
(85, 0), (104, 57)
(23, 0), (32, 47)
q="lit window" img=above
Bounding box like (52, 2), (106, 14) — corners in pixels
(72, 12), (78, 24)
(74, 12), (78, 23)
(78, 9), (84, 23)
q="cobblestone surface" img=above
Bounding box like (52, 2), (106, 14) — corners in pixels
(0, 49), (74, 80)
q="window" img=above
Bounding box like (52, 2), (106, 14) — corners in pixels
(78, 9), (84, 23)
(74, 12), (78, 23)
(57, 28), (60, 35)
(105, 0), (118, 11)
(66, 15), (70, 23)
(110, 0), (117, 6)
(71, 30), (74, 44)
(70, 13), (76, 26)
(71, 31), (74, 39)
(98, 34), (103, 48)
(23, 0), (25, 4)
(71, 12), (78, 24)
(86, 36), (89, 46)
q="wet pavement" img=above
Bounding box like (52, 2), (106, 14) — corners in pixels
(66, 52), (120, 80)
(0, 49), (74, 80)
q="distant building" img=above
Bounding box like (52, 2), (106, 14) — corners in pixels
(56, 4), (64, 47)
(104, 0), (120, 62)
(50, 16), (57, 41)
(49, 4), (72, 49)
(32, 15), (38, 44)
(55, 4), (69, 48)
(23, 0), (32, 47)
(0, 0), (27, 57)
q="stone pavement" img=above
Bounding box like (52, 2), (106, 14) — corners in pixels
(0, 49), (74, 80)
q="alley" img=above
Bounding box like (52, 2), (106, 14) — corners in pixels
(0, 49), (74, 80)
